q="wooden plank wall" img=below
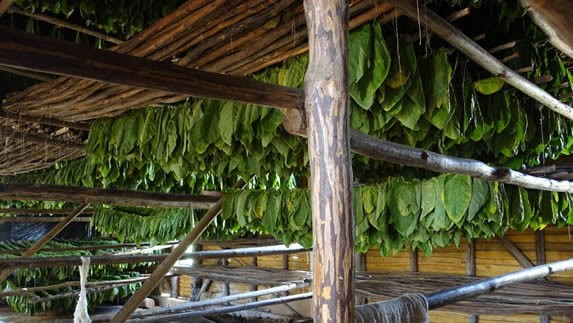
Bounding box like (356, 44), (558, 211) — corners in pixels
(179, 227), (573, 322)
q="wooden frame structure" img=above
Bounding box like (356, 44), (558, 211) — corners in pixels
(3, 0), (573, 322)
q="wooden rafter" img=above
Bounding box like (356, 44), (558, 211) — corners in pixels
(8, 7), (124, 44)
(0, 26), (303, 112)
(0, 184), (219, 208)
(0, 204), (89, 284)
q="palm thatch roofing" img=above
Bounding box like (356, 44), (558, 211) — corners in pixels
(0, 0), (392, 175)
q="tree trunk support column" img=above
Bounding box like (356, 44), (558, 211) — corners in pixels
(303, 0), (354, 322)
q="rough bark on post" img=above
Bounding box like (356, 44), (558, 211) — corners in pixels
(303, 0), (354, 321)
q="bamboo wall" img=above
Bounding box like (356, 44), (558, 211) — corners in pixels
(179, 227), (573, 322)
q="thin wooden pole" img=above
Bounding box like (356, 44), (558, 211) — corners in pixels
(466, 240), (478, 323)
(304, 0), (354, 321)
(0, 244), (308, 269)
(0, 184), (218, 209)
(110, 185), (232, 322)
(0, 216), (92, 223)
(535, 230), (550, 323)
(390, 0), (573, 122)
(0, 204), (89, 284)
(8, 7), (124, 44)
(0, 207), (96, 214)
(92, 283), (305, 322)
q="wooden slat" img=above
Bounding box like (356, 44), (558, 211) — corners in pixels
(0, 26), (303, 112)
(0, 183), (218, 209)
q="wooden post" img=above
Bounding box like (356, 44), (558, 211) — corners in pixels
(0, 204), (89, 284)
(410, 246), (419, 272)
(110, 189), (228, 322)
(466, 240), (478, 323)
(536, 230), (550, 323)
(355, 252), (366, 306)
(304, 0), (354, 321)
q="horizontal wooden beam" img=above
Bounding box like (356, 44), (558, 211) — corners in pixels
(0, 26), (303, 112)
(0, 216), (92, 223)
(0, 244), (309, 269)
(0, 241), (178, 255)
(0, 184), (219, 209)
(0, 110), (91, 131)
(0, 208), (96, 214)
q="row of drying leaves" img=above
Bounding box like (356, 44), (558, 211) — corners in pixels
(4, 12), (573, 257)
(0, 239), (148, 314)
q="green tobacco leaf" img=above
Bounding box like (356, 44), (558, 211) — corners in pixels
(262, 191), (280, 233)
(474, 77), (504, 95)
(218, 102), (236, 145)
(420, 179), (436, 219)
(350, 24), (391, 110)
(423, 48), (452, 111)
(467, 179), (489, 221)
(348, 24), (371, 85)
(444, 175), (472, 225)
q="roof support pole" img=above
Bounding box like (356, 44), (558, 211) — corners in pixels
(0, 204), (89, 284)
(304, 0), (354, 322)
(109, 183), (237, 322)
(389, 0), (573, 122)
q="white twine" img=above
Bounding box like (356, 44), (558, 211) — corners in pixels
(73, 256), (91, 323)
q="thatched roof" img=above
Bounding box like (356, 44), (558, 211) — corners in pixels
(0, 0), (390, 175)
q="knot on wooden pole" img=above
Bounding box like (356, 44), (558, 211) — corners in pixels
(282, 108), (307, 137)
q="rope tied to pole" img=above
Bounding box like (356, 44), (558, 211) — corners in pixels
(356, 293), (429, 323)
(74, 256), (91, 323)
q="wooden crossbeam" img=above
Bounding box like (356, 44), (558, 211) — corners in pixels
(0, 26), (303, 112)
(0, 204), (89, 284)
(0, 216), (92, 223)
(0, 207), (96, 214)
(0, 184), (219, 208)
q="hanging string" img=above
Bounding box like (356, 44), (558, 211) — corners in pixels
(74, 256), (91, 323)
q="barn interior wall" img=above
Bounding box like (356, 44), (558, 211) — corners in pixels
(179, 227), (573, 322)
